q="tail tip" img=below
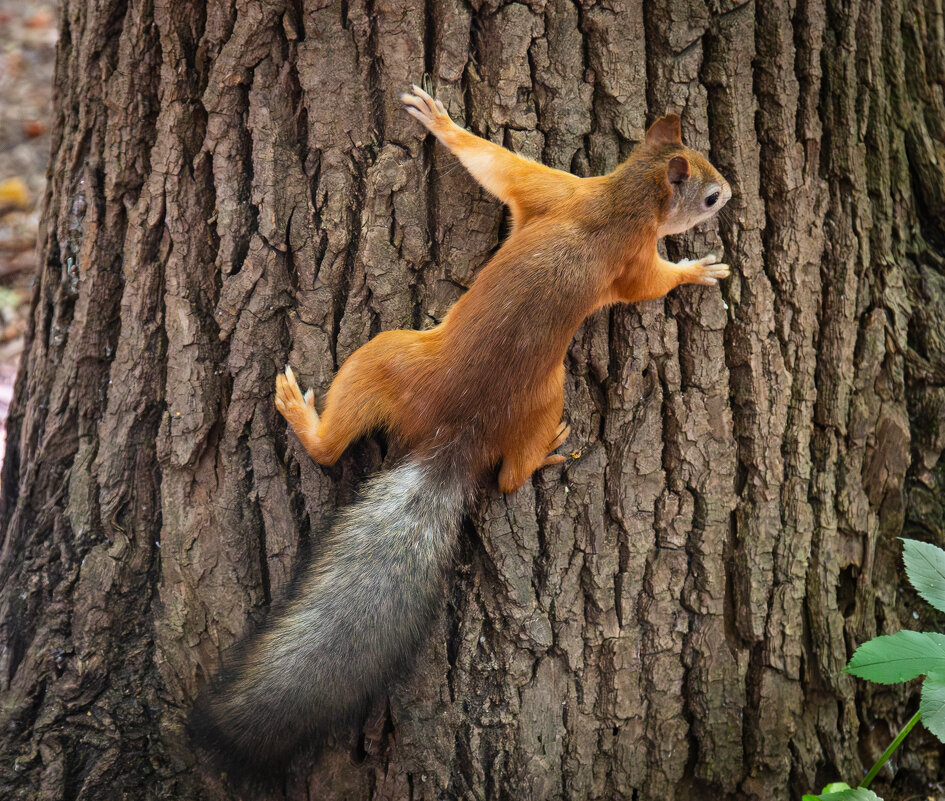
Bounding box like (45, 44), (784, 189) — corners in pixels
(188, 690), (333, 787)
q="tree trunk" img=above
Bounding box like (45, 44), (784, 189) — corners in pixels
(1, 0), (944, 798)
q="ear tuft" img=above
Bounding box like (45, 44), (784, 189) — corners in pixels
(667, 155), (690, 184)
(645, 114), (683, 146)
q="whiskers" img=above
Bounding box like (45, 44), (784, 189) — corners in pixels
(715, 203), (736, 228)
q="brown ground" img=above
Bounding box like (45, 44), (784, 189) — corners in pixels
(0, 1), (57, 463)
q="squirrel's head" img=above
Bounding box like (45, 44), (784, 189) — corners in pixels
(643, 114), (731, 237)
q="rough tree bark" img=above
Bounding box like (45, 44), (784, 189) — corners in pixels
(1, 0), (944, 799)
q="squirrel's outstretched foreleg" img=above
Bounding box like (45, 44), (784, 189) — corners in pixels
(612, 253), (731, 304)
(401, 86), (580, 229)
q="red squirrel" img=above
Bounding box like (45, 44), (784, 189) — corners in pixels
(192, 85), (731, 772)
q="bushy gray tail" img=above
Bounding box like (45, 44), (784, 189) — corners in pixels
(191, 456), (467, 773)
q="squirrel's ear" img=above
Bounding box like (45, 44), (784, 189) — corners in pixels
(645, 114), (682, 146)
(667, 155), (690, 184)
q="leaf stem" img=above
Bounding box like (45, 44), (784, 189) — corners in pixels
(859, 710), (921, 789)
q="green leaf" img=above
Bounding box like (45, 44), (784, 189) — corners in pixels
(845, 630), (945, 684)
(801, 781), (884, 800)
(819, 789), (884, 800)
(901, 538), (945, 614)
(921, 673), (945, 743)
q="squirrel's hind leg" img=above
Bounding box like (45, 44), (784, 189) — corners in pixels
(498, 417), (570, 494)
(497, 374), (568, 493)
(542, 421), (571, 466)
(276, 331), (423, 465)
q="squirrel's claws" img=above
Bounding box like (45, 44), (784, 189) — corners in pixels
(548, 422), (571, 453)
(680, 254), (729, 286)
(283, 365), (302, 390)
(275, 366), (320, 432)
(693, 264), (730, 286)
(403, 85), (450, 134)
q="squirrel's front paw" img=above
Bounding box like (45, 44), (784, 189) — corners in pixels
(275, 365), (317, 428)
(401, 85), (451, 136)
(683, 254), (730, 286)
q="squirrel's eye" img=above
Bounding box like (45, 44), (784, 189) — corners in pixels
(705, 191), (720, 208)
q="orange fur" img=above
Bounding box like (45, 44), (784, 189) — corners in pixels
(277, 91), (732, 493)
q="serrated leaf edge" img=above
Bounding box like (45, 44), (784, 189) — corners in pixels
(900, 537), (945, 615)
(920, 672), (945, 744)
(845, 632), (945, 684)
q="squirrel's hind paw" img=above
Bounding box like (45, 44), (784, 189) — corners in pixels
(275, 366), (320, 430)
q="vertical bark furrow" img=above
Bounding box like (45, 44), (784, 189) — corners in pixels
(702, 6), (763, 793)
(0, 0), (188, 796)
(807, 0), (875, 786)
(746, 0), (829, 792)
